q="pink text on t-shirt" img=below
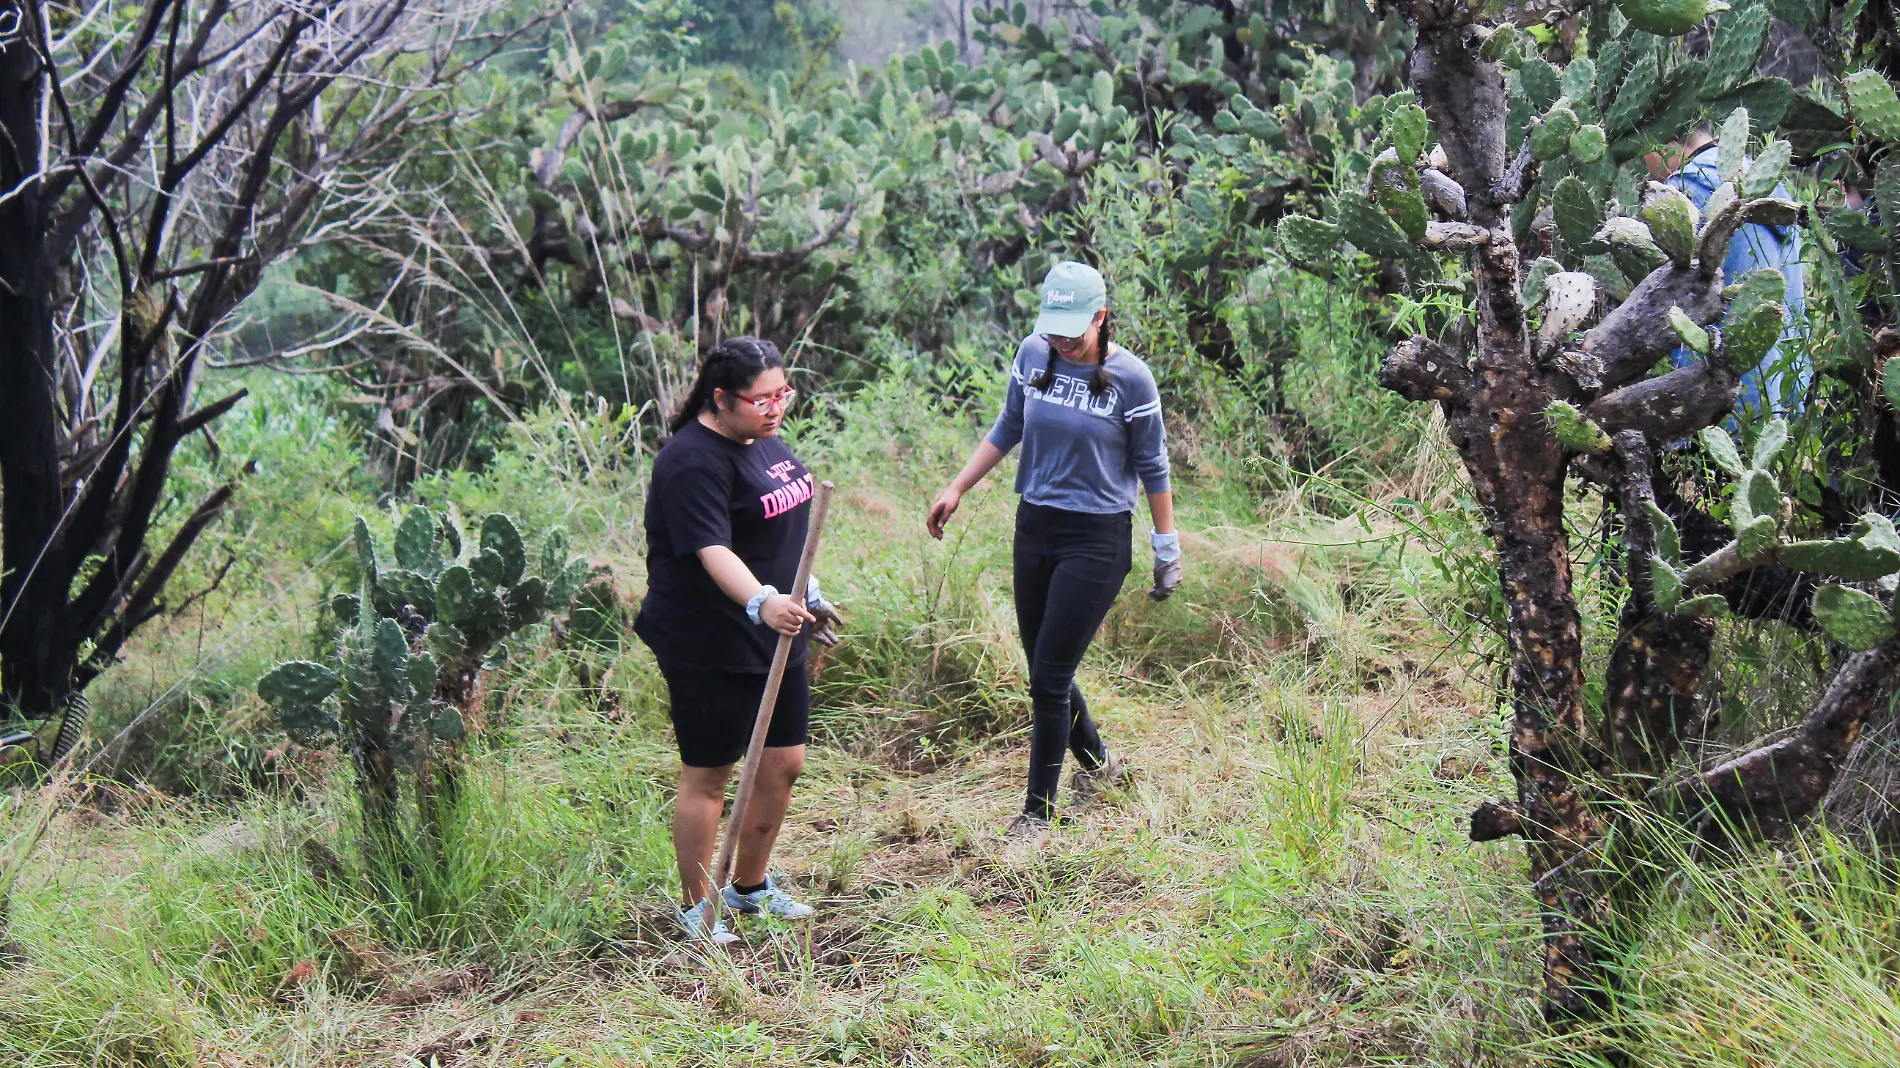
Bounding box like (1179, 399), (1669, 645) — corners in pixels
(761, 473), (814, 518)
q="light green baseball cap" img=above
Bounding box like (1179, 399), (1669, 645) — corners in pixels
(1032, 260), (1107, 338)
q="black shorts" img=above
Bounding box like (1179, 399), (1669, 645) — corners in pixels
(663, 663), (811, 768)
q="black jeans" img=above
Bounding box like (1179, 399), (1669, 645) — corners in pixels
(1014, 501), (1132, 819)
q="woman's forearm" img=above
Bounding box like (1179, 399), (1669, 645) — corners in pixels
(1147, 491), (1175, 535)
(696, 545), (765, 606)
(950, 440), (1007, 494)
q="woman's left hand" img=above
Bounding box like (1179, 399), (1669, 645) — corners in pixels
(809, 599), (845, 647)
(1149, 556), (1183, 601)
(1148, 530), (1183, 601)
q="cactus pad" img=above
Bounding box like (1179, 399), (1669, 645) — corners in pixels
(1606, 52), (1659, 135)
(1652, 558), (1684, 612)
(1531, 104), (1581, 161)
(1520, 59), (1561, 112)
(440, 514), (463, 559)
(1598, 217), (1669, 280)
(425, 621), (466, 662)
(1811, 584), (1895, 651)
(1726, 268), (1786, 321)
(1741, 139), (1791, 197)
(480, 514), (527, 587)
(552, 559), (590, 609)
(1547, 401), (1614, 453)
(1737, 514), (1780, 559)
(506, 575), (549, 629)
(430, 704), (467, 743)
(259, 660), (342, 712)
(1642, 183), (1699, 265)
(1703, 3), (1770, 100)
(436, 565), (475, 626)
(373, 617), (408, 675)
(1540, 272), (1598, 348)
(471, 547), (508, 591)
(1522, 256), (1563, 308)
(1673, 593), (1733, 618)
(1699, 425), (1746, 475)
(1825, 207), (1887, 253)
(373, 568), (437, 620)
(1276, 215), (1341, 262)
(1751, 417), (1789, 469)
(564, 568), (625, 651)
(1586, 255), (1635, 302)
(1552, 177), (1604, 260)
(1645, 500), (1684, 565)
(1720, 301), (1784, 374)
(1569, 124), (1608, 164)
(394, 508), (440, 574)
(1669, 306), (1711, 354)
(1334, 191), (1409, 259)
(1616, 0), (1725, 38)
(1481, 24), (1520, 63)
(539, 528), (569, 582)
(1845, 69), (1900, 145)
(1778, 514), (1900, 581)
(1385, 104), (1430, 164)
(353, 517), (377, 586)
(1718, 108), (1750, 183)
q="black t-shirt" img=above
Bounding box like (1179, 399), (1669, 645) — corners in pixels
(634, 419), (814, 673)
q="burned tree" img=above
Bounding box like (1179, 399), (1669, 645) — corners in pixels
(1278, 0), (1900, 1023)
(0, 0), (521, 754)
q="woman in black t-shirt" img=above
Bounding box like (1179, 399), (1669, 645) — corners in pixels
(634, 336), (842, 944)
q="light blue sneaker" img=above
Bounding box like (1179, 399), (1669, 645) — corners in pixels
(720, 875), (815, 919)
(677, 897), (739, 944)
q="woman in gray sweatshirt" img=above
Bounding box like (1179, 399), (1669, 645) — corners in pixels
(925, 261), (1180, 841)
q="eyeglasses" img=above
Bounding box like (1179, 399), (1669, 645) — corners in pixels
(733, 386), (796, 414)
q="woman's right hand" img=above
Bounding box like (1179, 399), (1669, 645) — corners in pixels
(926, 487), (962, 540)
(759, 593), (816, 637)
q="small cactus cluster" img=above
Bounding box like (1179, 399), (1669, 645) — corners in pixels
(259, 508), (588, 758)
(1702, 418), (1790, 562)
(1636, 419), (1900, 648)
(258, 594), (465, 769)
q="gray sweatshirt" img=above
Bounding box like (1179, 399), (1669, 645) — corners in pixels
(986, 335), (1172, 515)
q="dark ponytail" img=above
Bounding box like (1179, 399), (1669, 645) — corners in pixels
(1030, 310), (1115, 395)
(668, 335), (784, 434)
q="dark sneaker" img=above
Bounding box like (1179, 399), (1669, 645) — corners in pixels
(1071, 752), (1132, 801)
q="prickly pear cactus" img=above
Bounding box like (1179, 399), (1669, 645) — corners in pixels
(258, 507), (592, 853)
(1265, 0), (1900, 1023)
(321, 507), (588, 707)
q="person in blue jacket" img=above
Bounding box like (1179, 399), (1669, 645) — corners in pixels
(924, 261), (1181, 844)
(1655, 123), (1808, 417)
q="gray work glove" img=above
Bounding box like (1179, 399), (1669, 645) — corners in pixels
(806, 574), (844, 647)
(1148, 531), (1183, 601)
(809, 599), (844, 647)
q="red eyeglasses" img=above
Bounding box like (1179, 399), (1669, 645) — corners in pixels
(734, 386), (797, 414)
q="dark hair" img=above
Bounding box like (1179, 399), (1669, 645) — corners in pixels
(1030, 309), (1114, 395)
(668, 335), (783, 434)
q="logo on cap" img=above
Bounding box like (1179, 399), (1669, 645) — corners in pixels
(1046, 289), (1075, 306)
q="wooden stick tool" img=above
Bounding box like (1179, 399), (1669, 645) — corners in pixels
(708, 479), (834, 919)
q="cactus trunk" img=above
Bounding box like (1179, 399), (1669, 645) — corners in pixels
(1402, 10), (1610, 1022)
